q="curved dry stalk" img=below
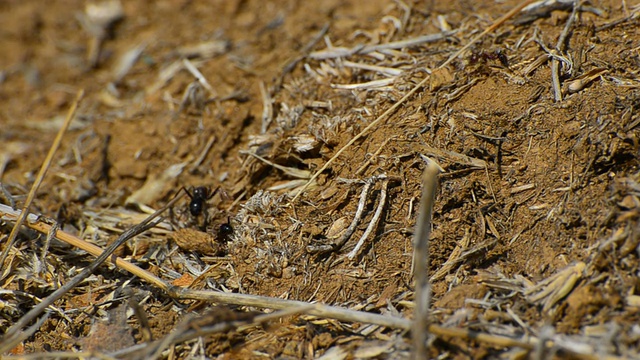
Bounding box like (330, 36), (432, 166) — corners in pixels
(347, 178), (390, 260)
(306, 178), (375, 254)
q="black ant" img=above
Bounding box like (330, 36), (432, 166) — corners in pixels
(217, 216), (234, 242)
(181, 186), (219, 229)
(469, 48), (509, 68)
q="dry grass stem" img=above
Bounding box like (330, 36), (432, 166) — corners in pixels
(189, 134), (216, 171)
(174, 287), (412, 330)
(0, 191), (184, 343)
(259, 81), (273, 134)
(331, 77), (397, 90)
(309, 31), (455, 60)
(3, 0), (639, 358)
(420, 143), (486, 169)
(411, 160), (440, 360)
(0, 90), (84, 270)
(342, 60), (403, 76)
(0, 183), (16, 209)
(182, 58), (216, 96)
(439, 0), (538, 69)
(355, 136), (396, 176)
(430, 228), (471, 282)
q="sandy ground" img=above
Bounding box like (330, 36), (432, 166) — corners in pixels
(1, 0), (640, 358)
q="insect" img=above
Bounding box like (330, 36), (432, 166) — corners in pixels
(179, 186), (221, 230)
(217, 217), (234, 242)
(183, 186), (218, 217)
(469, 48), (509, 68)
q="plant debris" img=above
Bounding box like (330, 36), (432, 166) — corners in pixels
(1, 0), (640, 358)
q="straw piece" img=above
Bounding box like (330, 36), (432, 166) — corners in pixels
(411, 159), (441, 359)
(0, 90), (84, 270)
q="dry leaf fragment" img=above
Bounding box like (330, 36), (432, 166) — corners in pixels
(172, 272), (194, 287)
(291, 134), (320, 153)
(353, 340), (394, 358)
(112, 43), (146, 84)
(78, 0), (125, 67)
(565, 68), (607, 94)
(525, 261), (586, 312)
(626, 295), (640, 308)
(85, 0), (124, 33)
(325, 216), (349, 240)
(177, 40), (230, 59)
(430, 67), (454, 91)
(81, 304), (134, 353)
(125, 162), (187, 210)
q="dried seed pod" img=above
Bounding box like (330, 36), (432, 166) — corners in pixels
(565, 68), (607, 94)
(171, 228), (224, 256)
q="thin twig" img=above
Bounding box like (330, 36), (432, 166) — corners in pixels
(551, 1), (582, 101)
(2, 218), (160, 340)
(190, 134), (216, 171)
(595, 9), (640, 31)
(0, 183), (16, 209)
(0, 90), (84, 271)
(355, 136), (396, 176)
(0, 203), (170, 290)
(309, 31), (456, 60)
(259, 81), (273, 134)
(412, 160), (441, 360)
(37, 221), (58, 276)
(0, 313), (50, 355)
(125, 290), (153, 342)
(557, 1), (581, 50)
(182, 58), (216, 96)
(278, 22), (330, 87)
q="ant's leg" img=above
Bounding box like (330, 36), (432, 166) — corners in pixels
(169, 187), (191, 228)
(200, 207), (209, 231)
(181, 186), (194, 199)
(207, 186), (220, 200)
